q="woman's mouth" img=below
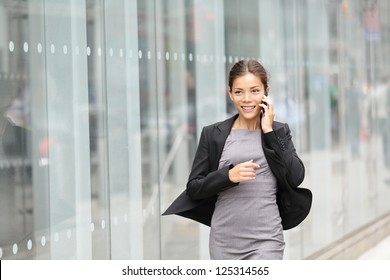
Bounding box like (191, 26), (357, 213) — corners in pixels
(241, 106), (256, 112)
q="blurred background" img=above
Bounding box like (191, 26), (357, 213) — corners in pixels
(0, 0), (389, 260)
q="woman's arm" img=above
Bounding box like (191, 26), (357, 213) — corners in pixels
(263, 123), (305, 187)
(186, 127), (238, 200)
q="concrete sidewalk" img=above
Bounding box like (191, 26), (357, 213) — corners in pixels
(358, 235), (390, 259)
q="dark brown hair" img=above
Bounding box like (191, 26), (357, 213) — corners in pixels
(228, 60), (269, 91)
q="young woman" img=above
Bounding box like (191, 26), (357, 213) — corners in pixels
(163, 59), (311, 260)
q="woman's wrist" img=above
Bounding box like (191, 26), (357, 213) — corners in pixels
(262, 128), (273, 133)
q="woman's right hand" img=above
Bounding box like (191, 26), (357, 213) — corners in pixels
(228, 160), (260, 183)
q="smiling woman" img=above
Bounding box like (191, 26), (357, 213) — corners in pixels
(229, 73), (265, 126)
(228, 60), (273, 131)
(163, 59), (311, 260)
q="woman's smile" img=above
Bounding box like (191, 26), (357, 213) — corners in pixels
(241, 105), (257, 112)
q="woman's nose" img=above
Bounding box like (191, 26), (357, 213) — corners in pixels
(243, 92), (252, 101)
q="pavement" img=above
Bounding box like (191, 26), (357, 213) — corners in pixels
(357, 235), (390, 259)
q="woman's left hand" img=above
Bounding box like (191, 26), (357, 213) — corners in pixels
(260, 95), (274, 133)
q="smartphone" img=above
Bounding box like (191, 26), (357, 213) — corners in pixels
(261, 91), (268, 115)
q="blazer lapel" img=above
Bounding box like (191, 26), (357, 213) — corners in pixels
(211, 114), (238, 170)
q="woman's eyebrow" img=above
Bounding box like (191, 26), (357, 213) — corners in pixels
(233, 85), (261, 90)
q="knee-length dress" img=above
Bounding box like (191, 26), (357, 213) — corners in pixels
(209, 129), (285, 260)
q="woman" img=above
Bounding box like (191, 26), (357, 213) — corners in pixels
(163, 59), (311, 260)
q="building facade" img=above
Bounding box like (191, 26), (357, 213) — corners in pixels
(0, 0), (390, 259)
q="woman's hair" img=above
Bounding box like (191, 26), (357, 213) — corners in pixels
(228, 60), (269, 91)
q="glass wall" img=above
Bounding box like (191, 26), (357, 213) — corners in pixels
(0, 0), (389, 260)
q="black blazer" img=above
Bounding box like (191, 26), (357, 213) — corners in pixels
(162, 114), (312, 230)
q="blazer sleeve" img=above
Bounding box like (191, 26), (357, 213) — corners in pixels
(186, 127), (238, 200)
(263, 123), (305, 187)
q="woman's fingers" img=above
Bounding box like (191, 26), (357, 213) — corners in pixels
(228, 160), (260, 183)
(260, 96), (275, 133)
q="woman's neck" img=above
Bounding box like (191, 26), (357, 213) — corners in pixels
(233, 115), (260, 130)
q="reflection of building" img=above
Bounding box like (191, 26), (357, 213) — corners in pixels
(0, 0), (390, 260)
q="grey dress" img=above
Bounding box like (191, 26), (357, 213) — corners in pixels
(209, 129), (285, 260)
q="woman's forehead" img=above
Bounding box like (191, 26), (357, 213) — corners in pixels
(232, 73), (264, 88)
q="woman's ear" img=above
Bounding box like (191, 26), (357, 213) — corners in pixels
(228, 87), (234, 101)
(228, 91), (234, 101)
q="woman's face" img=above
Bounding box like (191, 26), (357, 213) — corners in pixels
(229, 72), (266, 120)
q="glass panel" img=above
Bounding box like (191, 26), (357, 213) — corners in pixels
(103, 0), (145, 260)
(137, 0), (161, 259)
(0, 0), (34, 260)
(44, 0), (92, 259)
(158, 0), (195, 260)
(86, 0), (111, 259)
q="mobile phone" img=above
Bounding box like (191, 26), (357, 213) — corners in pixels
(261, 92), (268, 115)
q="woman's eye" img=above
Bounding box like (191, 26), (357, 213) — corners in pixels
(234, 91), (242, 95)
(252, 89), (260, 94)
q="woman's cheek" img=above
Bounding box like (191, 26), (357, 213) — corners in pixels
(255, 97), (262, 106)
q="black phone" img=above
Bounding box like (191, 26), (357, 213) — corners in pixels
(261, 92), (268, 114)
